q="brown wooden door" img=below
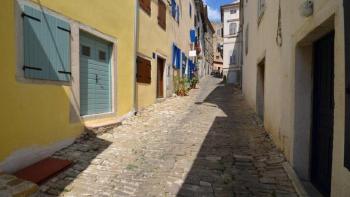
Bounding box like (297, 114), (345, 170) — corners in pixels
(157, 57), (165, 98)
(311, 32), (334, 197)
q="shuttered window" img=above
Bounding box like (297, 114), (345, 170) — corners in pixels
(23, 5), (71, 81)
(139, 0), (151, 15)
(136, 56), (151, 84)
(158, 0), (166, 30)
(171, 0), (176, 19)
(344, 0), (350, 170)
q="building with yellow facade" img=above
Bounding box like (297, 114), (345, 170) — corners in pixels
(136, 0), (196, 109)
(0, 0), (136, 173)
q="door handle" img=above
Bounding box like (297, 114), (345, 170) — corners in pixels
(95, 74), (98, 84)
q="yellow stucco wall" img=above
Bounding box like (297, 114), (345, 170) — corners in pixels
(136, 0), (170, 109)
(0, 0), (135, 171)
(136, 0), (196, 109)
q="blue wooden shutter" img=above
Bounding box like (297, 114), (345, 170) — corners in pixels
(171, 0), (176, 18)
(23, 5), (70, 81)
(172, 44), (176, 67)
(176, 6), (180, 22)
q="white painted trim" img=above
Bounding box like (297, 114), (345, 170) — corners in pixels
(0, 138), (75, 173)
(78, 27), (118, 120)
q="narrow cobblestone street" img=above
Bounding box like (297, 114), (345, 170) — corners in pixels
(39, 77), (297, 197)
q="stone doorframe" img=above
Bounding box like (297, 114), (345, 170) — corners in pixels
(292, 15), (335, 181)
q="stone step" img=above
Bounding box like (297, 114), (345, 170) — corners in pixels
(0, 174), (38, 197)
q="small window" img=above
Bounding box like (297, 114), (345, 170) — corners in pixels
(230, 9), (237, 14)
(230, 52), (237, 65)
(136, 56), (151, 84)
(82, 46), (91, 57)
(158, 0), (166, 30)
(139, 0), (151, 15)
(229, 23), (237, 35)
(99, 50), (106, 61)
(189, 3), (192, 17)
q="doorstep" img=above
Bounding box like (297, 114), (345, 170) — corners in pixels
(0, 174), (38, 197)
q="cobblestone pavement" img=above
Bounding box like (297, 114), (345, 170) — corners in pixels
(39, 77), (298, 197)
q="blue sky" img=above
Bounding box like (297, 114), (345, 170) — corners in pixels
(203, 0), (237, 22)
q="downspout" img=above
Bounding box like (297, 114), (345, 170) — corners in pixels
(133, 0), (139, 114)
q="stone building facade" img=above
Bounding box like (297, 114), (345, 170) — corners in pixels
(212, 22), (224, 72)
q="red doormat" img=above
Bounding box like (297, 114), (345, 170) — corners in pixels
(14, 158), (72, 184)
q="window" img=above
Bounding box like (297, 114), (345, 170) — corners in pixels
(245, 25), (249, 55)
(216, 56), (219, 59)
(136, 56), (151, 84)
(176, 5), (180, 23)
(172, 44), (181, 69)
(22, 5), (71, 82)
(171, 0), (179, 23)
(158, 0), (166, 30)
(82, 46), (90, 57)
(229, 22), (237, 35)
(139, 0), (151, 15)
(230, 52), (236, 65)
(99, 51), (106, 61)
(230, 9), (237, 14)
(182, 53), (187, 75)
(258, 0), (266, 21)
(217, 29), (221, 36)
(189, 3), (192, 17)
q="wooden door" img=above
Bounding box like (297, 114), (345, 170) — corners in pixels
(157, 57), (165, 98)
(80, 32), (112, 116)
(311, 32), (334, 197)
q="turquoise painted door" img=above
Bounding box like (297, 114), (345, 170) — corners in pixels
(80, 32), (112, 116)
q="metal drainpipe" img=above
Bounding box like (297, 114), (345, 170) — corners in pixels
(133, 0), (139, 115)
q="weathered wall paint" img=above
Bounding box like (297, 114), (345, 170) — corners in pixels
(0, 0), (135, 172)
(241, 0), (350, 196)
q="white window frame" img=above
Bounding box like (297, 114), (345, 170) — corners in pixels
(229, 22), (237, 35)
(15, 0), (118, 121)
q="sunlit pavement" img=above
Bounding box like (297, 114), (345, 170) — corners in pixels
(39, 76), (297, 197)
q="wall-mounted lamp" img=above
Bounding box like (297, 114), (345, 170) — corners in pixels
(300, 0), (313, 17)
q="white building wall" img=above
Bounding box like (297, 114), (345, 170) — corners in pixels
(222, 2), (241, 84)
(241, 0), (350, 196)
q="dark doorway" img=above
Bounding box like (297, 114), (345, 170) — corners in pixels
(256, 59), (265, 121)
(157, 57), (165, 98)
(311, 31), (334, 197)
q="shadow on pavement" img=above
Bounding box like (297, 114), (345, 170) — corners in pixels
(177, 84), (297, 197)
(39, 130), (112, 195)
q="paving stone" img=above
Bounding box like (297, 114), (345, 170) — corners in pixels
(37, 77), (297, 196)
